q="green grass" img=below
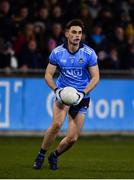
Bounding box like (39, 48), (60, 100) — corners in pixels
(0, 135), (134, 179)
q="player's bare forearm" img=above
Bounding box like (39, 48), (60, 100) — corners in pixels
(45, 74), (56, 90)
(45, 63), (57, 91)
(84, 76), (99, 94)
(84, 65), (100, 94)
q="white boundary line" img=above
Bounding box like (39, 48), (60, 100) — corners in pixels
(0, 81), (10, 128)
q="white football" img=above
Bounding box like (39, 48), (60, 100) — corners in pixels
(60, 86), (79, 105)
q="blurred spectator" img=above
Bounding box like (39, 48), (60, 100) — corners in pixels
(88, 22), (107, 52)
(97, 7), (115, 36)
(116, 9), (130, 27)
(49, 22), (64, 45)
(97, 50), (108, 69)
(47, 38), (57, 52)
(43, 38), (57, 68)
(121, 0), (134, 21)
(18, 39), (45, 70)
(13, 23), (35, 56)
(106, 47), (120, 69)
(126, 21), (134, 37)
(125, 21), (134, 48)
(44, 22), (64, 58)
(79, 4), (93, 33)
(12, 5), (31, 33)
(0, 38), (17, 70)
(34, 22), (46, 52)
(0, 0), (133, 71)
(123, 44), (134, 69)
(35, 6), (50, 31)
(0, 37), (11, 69)
(109, 25), (127, 61)
(51, 5), (64, 25)
(98, 47), (120, 70)
(0, 0), (15, 41)
(126, 35), (134, 48)
(88, 0), (101, 19)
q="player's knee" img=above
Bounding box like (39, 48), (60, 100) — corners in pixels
(67, 136), (78, 144)
(52, 122), (62, 131)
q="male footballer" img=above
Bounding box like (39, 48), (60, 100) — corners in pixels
(33, 19), (100, 170)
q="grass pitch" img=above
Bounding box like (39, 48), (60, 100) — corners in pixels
(0, 135), (134, 179)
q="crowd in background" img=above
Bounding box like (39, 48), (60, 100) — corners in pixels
(0, 0), (134, 72)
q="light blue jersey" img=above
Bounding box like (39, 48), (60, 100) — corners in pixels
(49, 43), (98, 97)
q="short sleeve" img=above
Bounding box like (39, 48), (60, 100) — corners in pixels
(49, 50), (57, 65)
(88, 50), (98, 67)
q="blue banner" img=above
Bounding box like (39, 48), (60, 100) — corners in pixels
(0, 78), (134, 132)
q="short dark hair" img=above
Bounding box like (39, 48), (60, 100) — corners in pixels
(65, 19), (84, 31)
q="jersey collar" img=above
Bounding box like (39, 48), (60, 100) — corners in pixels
(63, 42), (84, 55)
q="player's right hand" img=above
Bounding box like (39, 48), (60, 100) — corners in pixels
(54, 87), (63, 103)
(73, 91), (85, 105)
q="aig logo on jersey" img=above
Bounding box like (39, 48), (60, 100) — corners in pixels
(62, 68), (82, 78)
(78, 58), (84, 64)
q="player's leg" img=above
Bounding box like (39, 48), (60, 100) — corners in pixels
(41, 101), (69, 150)
(56, 112), (85, 155)
(48, 98), (90, 170)
(33, 100), (69, 169)
(48, 112), (85, 170)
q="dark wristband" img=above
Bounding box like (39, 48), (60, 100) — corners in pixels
(82, 91), (86, 96)
(79, 91), (86, 96)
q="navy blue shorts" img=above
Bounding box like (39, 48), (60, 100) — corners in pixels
(69, 97), (90, 115)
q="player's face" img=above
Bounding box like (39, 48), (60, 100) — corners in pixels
(66, 26), (82, 46)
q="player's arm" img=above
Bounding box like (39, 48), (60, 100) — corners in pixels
(73, 64), (99, 105)
(84, 64), (100, 94)
(45, 63), (57, 91)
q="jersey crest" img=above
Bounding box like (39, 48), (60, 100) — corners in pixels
(78, 58), (84, 64)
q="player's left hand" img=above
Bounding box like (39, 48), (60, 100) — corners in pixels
(73, 91), (85, 106)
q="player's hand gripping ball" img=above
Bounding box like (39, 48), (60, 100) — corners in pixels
(60, 86), (79, 105)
